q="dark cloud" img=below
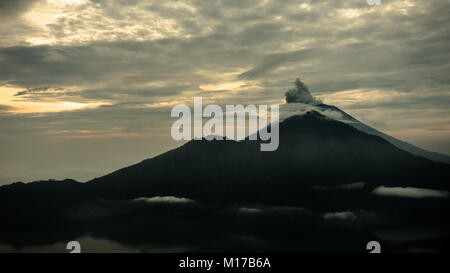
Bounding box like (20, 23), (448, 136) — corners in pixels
(1, 1), (449, 99)
(75, 84), (196, 100)
(0, 0), (42, 46)
(0, 104), (13, 111)
(14, 87), (66, 97)
(0, 0), (39, 17)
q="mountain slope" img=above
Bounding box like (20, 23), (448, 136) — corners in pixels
(82, 111), (449, 206)
(281, 103), (450, 164)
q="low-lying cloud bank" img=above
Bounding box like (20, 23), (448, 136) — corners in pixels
(323, 210), (377, 221)
(314, 182), (366, 191)
(133, 196), (195, 203)
(323, 211), (357, 220)
(372, 186), (449, 198)
(237, 207), (263, 214)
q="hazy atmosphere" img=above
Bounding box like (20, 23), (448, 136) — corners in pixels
(1, 0), (449, 185)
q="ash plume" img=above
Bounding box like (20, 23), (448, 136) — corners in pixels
(285, 78), (321, 105)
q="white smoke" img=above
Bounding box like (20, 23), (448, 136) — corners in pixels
(285, 78), (322, 105)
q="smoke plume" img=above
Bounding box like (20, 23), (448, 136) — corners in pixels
(285, 78), (321, 105)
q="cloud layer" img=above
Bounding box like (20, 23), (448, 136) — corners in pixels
(133, 196), (195, 203)
(372, 186), (449, 198)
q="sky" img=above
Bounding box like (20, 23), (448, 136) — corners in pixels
(0, 0), (449, 185)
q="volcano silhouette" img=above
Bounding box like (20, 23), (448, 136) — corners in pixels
(1, 110), (448, 207)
